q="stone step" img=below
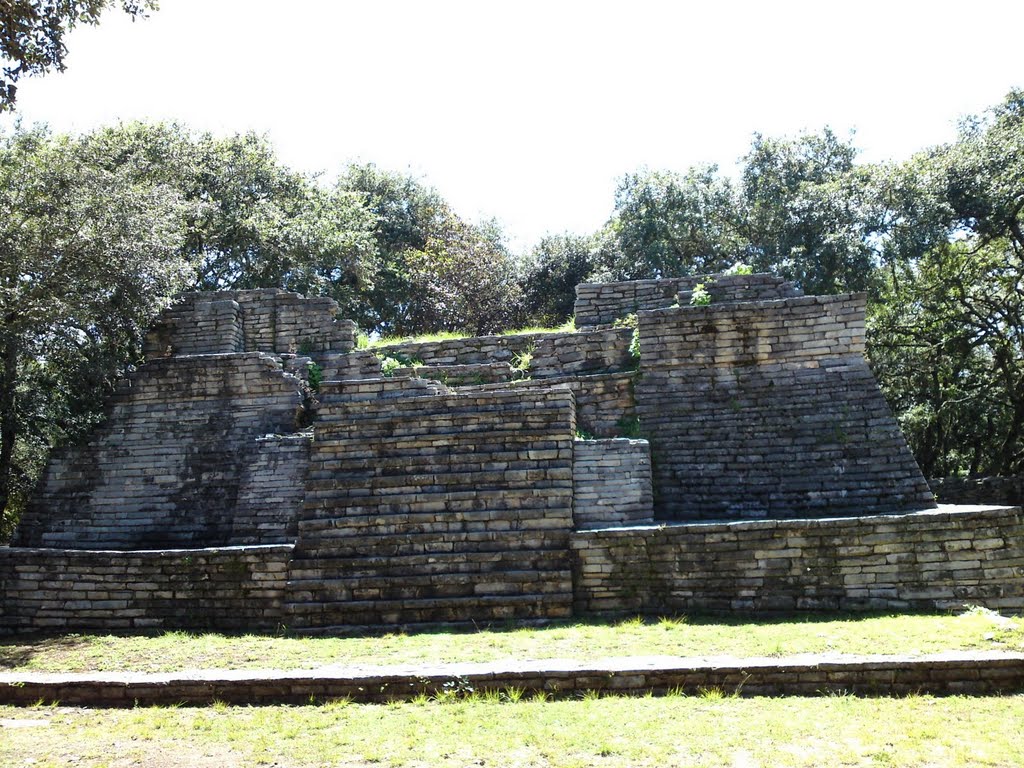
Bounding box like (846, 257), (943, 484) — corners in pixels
(283, 592), (574, 627)
(296, 509), (573, 536)
(292, 530), (569, 559)
(287, 549), (568, 579)
(286, 570), (573, 603)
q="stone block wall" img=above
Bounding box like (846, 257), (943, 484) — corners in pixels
(470, 373), (638, 439)
(373, 327), (635, 379)
(930, 475), (1024, 507)
(0, 545), (291, 633)
(574, 277), (704, 327)
(571, 505), (1024, 615)
(635, 295), (934, 519)
(144, 290), (356, 359)
(572, 439), (654, 529)
(16, 353), (306, 549)
(286, 385), (577, 627)
(575, 273), (802, 328)
(230, 435), (310, 544)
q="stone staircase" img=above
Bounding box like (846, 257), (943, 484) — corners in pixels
(283, 380), (576, 629)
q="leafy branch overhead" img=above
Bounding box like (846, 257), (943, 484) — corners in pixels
(0, 0), (157, 110)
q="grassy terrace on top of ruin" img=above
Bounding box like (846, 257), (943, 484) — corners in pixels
(360, 317), (580, 349)
(2, 610), (1021, 674)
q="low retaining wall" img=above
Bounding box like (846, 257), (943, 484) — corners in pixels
(3, 652), (1021, 706)
(931, 475), (1024, 507)
(571, 505), (1024, 615)
(0, 545), (292, 634)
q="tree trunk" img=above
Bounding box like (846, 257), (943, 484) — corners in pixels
(0, 332), (18, 520)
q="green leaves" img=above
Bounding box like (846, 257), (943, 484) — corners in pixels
(0, 1), (157, 111)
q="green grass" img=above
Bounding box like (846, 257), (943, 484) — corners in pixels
(499, 317), (576, 336)
(367, 318), (576, 349)
(2, 610), (1021, 675)
(2, 694), (1023, 767)
(369, 329), (470, 348)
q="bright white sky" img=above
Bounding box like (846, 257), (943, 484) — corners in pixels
(3, 0), (1022, 250)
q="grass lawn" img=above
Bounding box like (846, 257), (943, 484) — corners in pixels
(1, 609), (1021, 675)
(2, 693), (1023, 767)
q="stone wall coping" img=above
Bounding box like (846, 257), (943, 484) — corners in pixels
(2, 651), (1022, 706)
(569, 504), (1020, 539)
(636, 291), (866, 318)
(574, 438), (649, 445)
(0, 544), (296, 556)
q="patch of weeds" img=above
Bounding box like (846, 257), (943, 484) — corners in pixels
(306, 362), (323, 393)
(502, 686), (525, 703)
(297, 338), (316, 356)
(657, 615), (688, 630)
(502, 318), (576, 336)
(697, 686), (728, 700)
(575, 429), (595, 440)
(616, 416), (643, 439)
(612, 313), (638, 329)
(511, 344), (534, 374)
(531, 690), (550, 703)
(617, 615), (647, 628)
(433, 676), (474, 703)
(355, 332), (370, 350)
(724, 262), (753, 276)
(690, 283), (712, 306)
(378, 356), (403, 377)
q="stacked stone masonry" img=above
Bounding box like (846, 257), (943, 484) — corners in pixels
(471, 373), (639, 439)
(4, 277), (1016, 634)
(0, 546), (291, 633)
(16, 353), (307, 550)
(635, 295), (934, 519)
(374, 327), (635, 380)
(573, 272), (804, 328)
(572, 439), (654, 529)
(287, 385), (576, 627)
(571, 505), (1024, 614)
(144, 289), (356, 359)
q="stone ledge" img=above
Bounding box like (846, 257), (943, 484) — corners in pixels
(1, 652), (1021, 706)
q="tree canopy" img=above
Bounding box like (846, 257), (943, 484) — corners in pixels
(0, 124), (191, 534)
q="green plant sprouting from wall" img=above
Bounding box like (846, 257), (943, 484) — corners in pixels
(511, 344), (534, 374)
(690, 283), (711, 306)
(306, 362), (323, 393)
(724, 262), (753, 276)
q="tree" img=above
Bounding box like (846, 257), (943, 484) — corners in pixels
(737, 128), (877, 294)
(401, 212), (525, 336)
(0, 124), (191, 532)
(338, 163), (525, 336)
(610, 165), (740, 280)
(867, 90), (1024, 477)
(0, 0), (155, 110)
(870, 239), (1024, 476)
(519, 232), (601, 326)
(337, 163), (449, 334)
(80, 123), (380, 323)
